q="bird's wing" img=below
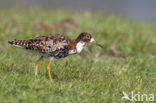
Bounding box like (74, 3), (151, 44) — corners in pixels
(25, 34), (73, 54)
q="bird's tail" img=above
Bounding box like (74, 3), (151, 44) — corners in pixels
(8, 40), (28, 48)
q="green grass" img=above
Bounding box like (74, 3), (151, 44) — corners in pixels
(0, 9), (156, 103)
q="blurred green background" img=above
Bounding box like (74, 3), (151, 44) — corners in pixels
(0, 1), (156, 103)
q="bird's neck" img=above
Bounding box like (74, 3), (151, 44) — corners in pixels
(75, 36), (81, 43)
(75, 36), (87, 53)
(75, 41), (86, 53)
(68, 38), (86, 55)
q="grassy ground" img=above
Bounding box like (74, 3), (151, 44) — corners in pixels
(0, 9), (156, 103)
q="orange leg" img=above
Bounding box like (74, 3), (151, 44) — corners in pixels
(35, 56), (43, 76)
(46, 60), (53, 82)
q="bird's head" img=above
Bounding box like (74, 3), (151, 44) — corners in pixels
(75, 32), (103, 48)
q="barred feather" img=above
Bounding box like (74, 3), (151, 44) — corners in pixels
(8, 40), (29, 48)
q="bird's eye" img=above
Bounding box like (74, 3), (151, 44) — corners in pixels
(86, 35), (90, 39)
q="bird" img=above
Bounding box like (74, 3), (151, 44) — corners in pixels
(8, 32), (103, 82)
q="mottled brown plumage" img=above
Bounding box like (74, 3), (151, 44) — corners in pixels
(9, 34), (76, 58)
(8, 32), (103, 82)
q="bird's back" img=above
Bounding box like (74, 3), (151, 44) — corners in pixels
(9, 34), (75, 58)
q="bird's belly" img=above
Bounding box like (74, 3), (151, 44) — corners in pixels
(49, 50), (69, 59)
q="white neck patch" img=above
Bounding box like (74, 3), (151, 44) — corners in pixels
(76, 41), (86, 53)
